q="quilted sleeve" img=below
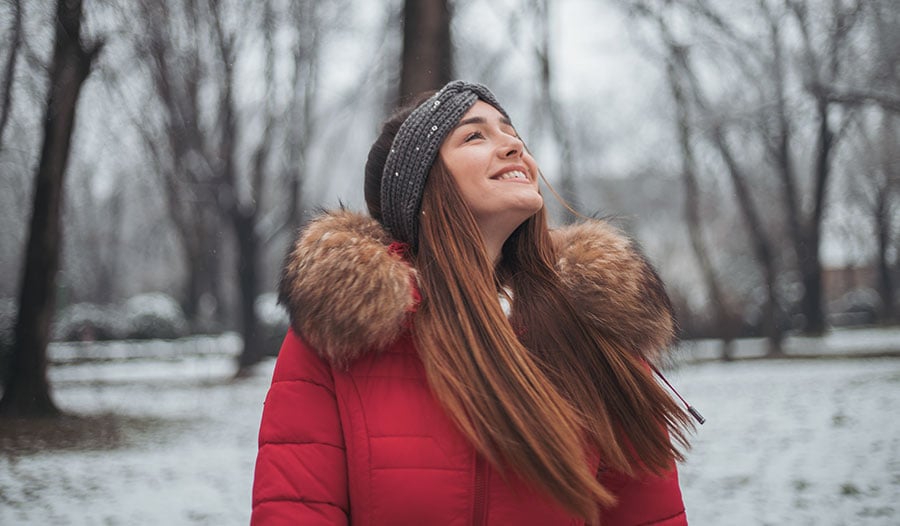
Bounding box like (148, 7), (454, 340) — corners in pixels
(251, 329), (349, 525)
(597, 463), (687, 526)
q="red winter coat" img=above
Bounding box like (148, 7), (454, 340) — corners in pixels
(252, 211), (689, 525)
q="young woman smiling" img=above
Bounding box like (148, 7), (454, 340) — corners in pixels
(252, 80), (697, 525)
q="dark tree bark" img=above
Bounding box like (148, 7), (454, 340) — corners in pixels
(0, 0), (100, 417)
(234, 210), (262, 371)
(874, 112), (898, 323)
(874, 188), (896, 322)
(799, 96), (832, 335)
(399, 0), (453, 102)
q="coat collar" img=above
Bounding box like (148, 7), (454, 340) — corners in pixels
(279, 210), (675, 367)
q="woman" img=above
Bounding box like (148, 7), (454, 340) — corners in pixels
(252, 80), (698, 525)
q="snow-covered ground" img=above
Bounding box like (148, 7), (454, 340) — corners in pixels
(2, 333), (899, 525)
(671, 358), (900, 525)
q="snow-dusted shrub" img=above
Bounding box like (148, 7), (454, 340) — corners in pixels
(52, 302), (126, 341)
(255, 292), (289, 356)
(123, 293), (189, 340)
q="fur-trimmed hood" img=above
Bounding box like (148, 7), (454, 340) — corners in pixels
(279, 210), (675, 367)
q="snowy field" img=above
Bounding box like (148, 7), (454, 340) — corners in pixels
(1, 336), (899, 525)
(670, 357), (900, 525)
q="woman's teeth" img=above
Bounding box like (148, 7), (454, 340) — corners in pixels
(498, 170), (527, 181)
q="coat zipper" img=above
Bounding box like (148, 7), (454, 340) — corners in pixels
(472, 455), (489, 525)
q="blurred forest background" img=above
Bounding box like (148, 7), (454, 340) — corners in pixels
(0, 0), (897, 416)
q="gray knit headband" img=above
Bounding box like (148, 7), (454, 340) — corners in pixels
(381, 80), (509, 248)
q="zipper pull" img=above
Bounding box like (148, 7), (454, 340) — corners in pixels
(649, 363), (705, 425)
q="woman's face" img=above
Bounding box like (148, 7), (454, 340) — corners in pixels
(438, 101), (543, 238)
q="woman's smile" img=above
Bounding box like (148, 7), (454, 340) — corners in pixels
(438, 101), (543, 241)
(491, 168), (531, 182)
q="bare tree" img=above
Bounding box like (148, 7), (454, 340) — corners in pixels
(685, 0), (868, 335)
(399, 0), (453, 102)
(867, 111), (898, 322)
(786, 0), (864, 334)
(625, 0), (787, 353)
(280, 2), (323, 235)
(207, 0), (272, 373)
(126, 0), (227, 329)
(825, 0), (900, 323)
(664, 42), (738, 359)
(868, 1), (900, 323)
(620, 0), (889, 338)
(0, 0), (101, 417)
(119, 0), (344, 371)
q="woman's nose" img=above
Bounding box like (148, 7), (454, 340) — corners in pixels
(501, 135), (523, 158)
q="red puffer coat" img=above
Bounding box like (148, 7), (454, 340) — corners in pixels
(252, 211), (689, 525)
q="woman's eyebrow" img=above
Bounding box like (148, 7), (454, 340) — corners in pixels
(454, 116), (486, 129)
(453, 115), (514, 130)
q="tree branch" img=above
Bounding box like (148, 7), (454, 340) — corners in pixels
(0, 0), (23, 147)
(808, 82), (900, 114)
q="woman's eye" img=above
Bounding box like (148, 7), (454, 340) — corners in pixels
(464, 131), (485, 142)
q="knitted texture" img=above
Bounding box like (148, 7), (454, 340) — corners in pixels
(381, 80), (509, 248)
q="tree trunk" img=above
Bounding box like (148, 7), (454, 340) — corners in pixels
(665, 55), (736, 360)
(399, 0), (453, 102)
(874, 189), (895, 323)
(712, 126), (785, 355)
(762, 3), (805, 277)
(235, 213), (261, 371)
(138, 0), (226, 332)
(786, 0), (852, 336)
(875, 111), (897, 323)
(209, 1), (270, 374)
(659, 17), (784, 355)
(0, 0), (99, 417)
(800, 97), (832, 335)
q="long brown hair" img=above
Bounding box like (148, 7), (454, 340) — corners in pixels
(365, 100), (692, 522)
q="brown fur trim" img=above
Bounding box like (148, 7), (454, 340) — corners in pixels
(278, 210), (417, 367)
(552, 221), (675, 357)
(279, 211), (674, 365)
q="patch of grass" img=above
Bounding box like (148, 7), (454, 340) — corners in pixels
(840, 482), (861, 497)
(721, 475), (751, 491)
(883, 372), (900, 384)
(793, 479), (810, 492)
(858, 506), (894, 518)
(832, 412), (848, 427)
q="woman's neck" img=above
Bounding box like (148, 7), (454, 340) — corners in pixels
(477, 218), (521, 266)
